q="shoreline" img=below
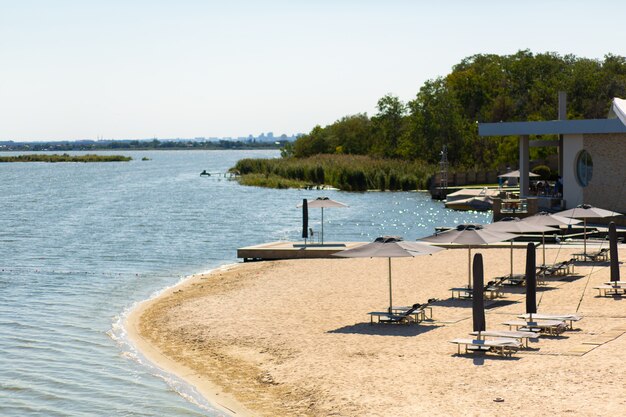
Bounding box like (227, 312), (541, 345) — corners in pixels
(125, 264), (256, 417)
(126, 246), (626, 416)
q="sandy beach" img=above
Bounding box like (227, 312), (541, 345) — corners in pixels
(126, 245), (626, 416)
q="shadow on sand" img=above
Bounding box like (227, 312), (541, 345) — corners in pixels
(328, 322), (441, 337)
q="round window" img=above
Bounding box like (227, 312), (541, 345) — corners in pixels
(575, 150), (593, 187)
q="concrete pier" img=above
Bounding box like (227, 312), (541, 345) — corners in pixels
(237, 241), (366, 261)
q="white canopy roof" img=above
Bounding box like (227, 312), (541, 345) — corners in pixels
(609, 97), (626, 126)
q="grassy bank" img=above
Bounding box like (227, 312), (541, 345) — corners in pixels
(0, 154), (132, 163)
(231, 154), (435, 191)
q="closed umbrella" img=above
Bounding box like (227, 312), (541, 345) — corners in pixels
(558, 204), (623, 255)
(522, 212), (581, 266)
(609, 222), (621, 285)
(302, 199), (309, 243)
(297, 197), (348, 244)
(525, 243), (537, 321)
(472, 253), (486, 335)
(484, 217), (556, 278)
(333, 236), (444, 312)
(420, 224), (515, 288)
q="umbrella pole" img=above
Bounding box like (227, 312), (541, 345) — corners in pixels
(542, 231), (546, 280)
(388, 257), (393, 313)
(510, 240), (514, 278)
(468, 246), (472, 288)
(321, 207), (324, 245)
(583, 218), (587, 255)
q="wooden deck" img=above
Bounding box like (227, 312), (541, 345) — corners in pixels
(237, 241), (366, 261)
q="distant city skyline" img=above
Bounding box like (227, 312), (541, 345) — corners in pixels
(2, 0), (626, 142)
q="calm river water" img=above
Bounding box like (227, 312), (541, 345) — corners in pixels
(0, 150), (491, 416)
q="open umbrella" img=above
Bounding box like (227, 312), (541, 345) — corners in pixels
(333, 236), (444, 312)
(521, 212), (581, 266)
(420, 225), (515, 288)
(525, 243), (537, 321)
(609, 222), (621, 285)
(558, 204), (623, 255)
(484, 217), (556, 278)
(498, 170), (540, 178)
(297, 197), (348, 244)
(472, 253), (486, 335)
(301, 199), (309, 244)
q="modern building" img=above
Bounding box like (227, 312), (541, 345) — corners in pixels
(478, 94), (626, 215)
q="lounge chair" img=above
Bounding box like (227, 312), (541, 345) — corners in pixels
(503, 319), (568, 336)
(450, 338), (521, 357)
(389, 298), (437, 320)
(537, 258), (576, 277)
(368, 303), (423, 325)
(573, 248), (609, 262)
(517, 313), (582, 330)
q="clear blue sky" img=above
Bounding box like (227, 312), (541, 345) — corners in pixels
(2, 0), (625, 141)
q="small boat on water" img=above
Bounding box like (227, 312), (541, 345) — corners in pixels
(444, 187), (500, 211)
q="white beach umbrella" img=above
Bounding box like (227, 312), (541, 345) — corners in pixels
(522, 212), (582, 265)
(484, 217), (556, 278)
(420, 225), (516, 288)
(297, 197), (348, 244)
(333, 236), (444, 312)
(558, 204), (623, 255)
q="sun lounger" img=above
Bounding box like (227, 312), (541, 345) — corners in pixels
(537, 259), (576, 277)
(517, 313), (582, 330)
(450, 285), (503, 300)
(573, 248), (609, 262)
(503, 319), (567, 336)
(389, 299), (436, 321)
(368, 303), (423, 325)
(469, 330), (539, 348)
(449, 338), (521, 357)
(594, 285), (626, 297)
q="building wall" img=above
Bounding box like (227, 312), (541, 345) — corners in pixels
(582, 133), (626, 213)
(562, 134), (583, 208)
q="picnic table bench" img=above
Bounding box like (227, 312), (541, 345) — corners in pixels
(450, 338), (521, 357)
(450, 286), (503, 300)
(469, 330), (539, 348)
(594, 285), (626, 297)
(503, 319), (567, 336)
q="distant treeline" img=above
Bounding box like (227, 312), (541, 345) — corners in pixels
(0, 154), (132, 163)
(286, 50), (626, 169)
(0, 139), (285, 152)
(232, 154), (434, 191)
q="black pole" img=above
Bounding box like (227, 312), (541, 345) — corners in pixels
(302, 199), (309, 243)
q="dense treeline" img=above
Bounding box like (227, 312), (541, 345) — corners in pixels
(0, 139), (284, 152)
(0, 154), (132, 163)
(288, 50), (626, 169)
(232, 154), (434, 191)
